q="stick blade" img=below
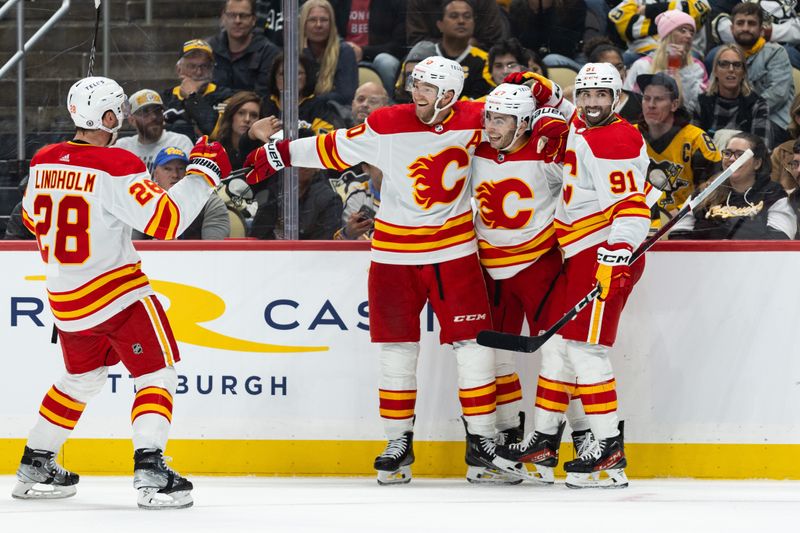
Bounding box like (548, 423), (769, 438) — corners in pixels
(476, 330), (543, 353)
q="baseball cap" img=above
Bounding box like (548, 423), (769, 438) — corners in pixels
(128, 89), (163, 115)
(153, 146), (189, 168)
(180, 39), (213, 59)
(637, 72), (680, 100)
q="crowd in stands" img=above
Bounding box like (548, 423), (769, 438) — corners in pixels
(9, 0), (800, 241)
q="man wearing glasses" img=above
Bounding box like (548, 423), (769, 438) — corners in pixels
(209, 0), (279, 93)
(161, 39), (234, 140)
(115, 89), (194, 170)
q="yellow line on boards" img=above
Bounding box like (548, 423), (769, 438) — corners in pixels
(1, 439), (798, 479)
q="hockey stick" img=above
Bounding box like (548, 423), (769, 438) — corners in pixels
(221, 165), (254, 183)
(476, 149), (754, 353)
(87, 1), (102, 77)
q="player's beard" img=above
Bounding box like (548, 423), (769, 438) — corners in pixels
(580, 105), (613, 127)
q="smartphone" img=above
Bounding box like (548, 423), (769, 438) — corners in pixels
(357, 204), (376, 222)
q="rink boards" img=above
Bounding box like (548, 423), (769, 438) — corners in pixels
(1, 240), (799, 479)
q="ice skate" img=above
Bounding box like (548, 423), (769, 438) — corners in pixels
(496, 421), (565, 484)
(564, 422), (628, 489)
(461, 417), (531, 484)
(374, 431), (414, 485)
(133, 448), (193, 509)
(571, 428), (600, 483)
(496, 412), (525, 446)
(11, 446), (79, 499)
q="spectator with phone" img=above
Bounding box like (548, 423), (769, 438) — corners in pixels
(334, 161), (381, 240)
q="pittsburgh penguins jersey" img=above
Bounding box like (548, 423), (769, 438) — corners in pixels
(471, 137), (562, 280)
(637, 117), (721, 213)
(609, 0), (711, 54)
(555, 115), (651, 258)
(289, 101), (485, 265)
(22, 140), (215, 332)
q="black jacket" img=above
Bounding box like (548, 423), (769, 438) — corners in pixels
(329, 0), (407, 61)
(161, 83), (235, 140)
(208, 30), (280, 94)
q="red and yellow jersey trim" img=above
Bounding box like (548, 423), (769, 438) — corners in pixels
(477, 226), (556, 269)
(555, 193), (649, 247)
(372, 211), (476, 254)
(144, 194), (181, 240)
(315, 132), (350, 171)
(21, 207), (35, 234)
(47, 262), (150, 321)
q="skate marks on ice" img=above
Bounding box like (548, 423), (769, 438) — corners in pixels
(1, 477), (798, 532)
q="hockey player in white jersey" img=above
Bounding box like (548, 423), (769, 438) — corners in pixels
(13, 77), (231, 508)
(244, 57), (566, 485)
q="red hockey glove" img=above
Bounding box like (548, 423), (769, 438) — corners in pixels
(244, 139), (291, 185)
(186, 135), (231, 186)
(503, 71), (563, 108)
(594, 242), (633, 301)
(530, 108), (569, 163)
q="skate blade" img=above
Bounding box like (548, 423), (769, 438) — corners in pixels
(565, 469), (628, 489)
(376, 466), (412, 485)
(12, 481), (77, 500)
(466, 466), (523, 485)
(137, 487), (194, 510)
(491, 456), (551, 484)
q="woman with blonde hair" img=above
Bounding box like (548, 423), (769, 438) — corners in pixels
(299, 0), (358, 105)
(771, 94), (800, 190)
(625, 9), (707, 113)
(694, 44), (771, 147)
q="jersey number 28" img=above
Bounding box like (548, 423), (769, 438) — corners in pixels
(33, 194), (90, 264)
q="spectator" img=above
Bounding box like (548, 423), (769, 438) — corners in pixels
(488, 38), (529, 86)
(406, 0), (505, 50)
(115, 89), (194, 170)
(4, 176), (33, 240)
(721, 2), (793, 135)
(625, 10), (708, 115)
(350, 81), (389, 125)
(256, 0), (284, 46)
(209, 0), (280, 94)
(162, 39), (234, 139)
(394, 40), (437, 103)
(584, 36), (642, 123)
(329, 0), (407, 94)
(694, 43), (772, 148)
(786, 139), (800, 236)
(507, 0), (587, 69)
(249, 132), (344, 240)
(334, 162), (382, 240)
(260, 53), (345, 135)
(433, 0), (494, 99)
(608, 0), (711, 66)
(670, 132), (797, 239)
(211, 91), (262, 170)
(300, 0), (359, 106)
(771, 94), (800, 190)
(524, 47), (548, 76)
(132, 147), (231, 240)
(636, 72), (721, 217)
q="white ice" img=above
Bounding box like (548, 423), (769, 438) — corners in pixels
(1, 476), (798, 532)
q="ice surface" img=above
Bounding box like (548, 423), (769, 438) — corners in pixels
(1, 476), (797, 532)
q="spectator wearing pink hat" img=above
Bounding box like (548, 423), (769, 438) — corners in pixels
(624, 9), (708, 114)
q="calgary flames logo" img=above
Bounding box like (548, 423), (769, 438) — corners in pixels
(475, 179), (534, 229)
(407, 147), (470, 209)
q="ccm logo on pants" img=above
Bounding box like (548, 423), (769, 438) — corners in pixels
(454, 314), (487, 322)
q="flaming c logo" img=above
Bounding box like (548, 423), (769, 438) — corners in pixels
(25, 276), (328, 354)
(407, 146), (470, 209)
(475, 179), (534, 229)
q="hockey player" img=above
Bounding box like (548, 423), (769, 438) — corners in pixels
(13, 77), (231, 509)
(501, 64), (650, 488)
(244, 56), (568, 484)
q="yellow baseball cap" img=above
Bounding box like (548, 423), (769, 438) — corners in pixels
(180, 39), (213, 59)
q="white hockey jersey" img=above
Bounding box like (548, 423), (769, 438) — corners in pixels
(470, 138), (563, 280)
(289, 101), (485, 265)
(22, 140), (215, 332)
(555, 115), (651, 258)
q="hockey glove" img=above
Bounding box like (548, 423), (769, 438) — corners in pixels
(244, 139), (291, 185)
(530, 107), (569, 163)
(503, 71), (563, 108)
(186, 135), (232, 186)
(594, 242), (633, 301)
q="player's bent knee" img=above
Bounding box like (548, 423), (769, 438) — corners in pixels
(56, 366), (109, 402)
(379, 342), (419, 378)
(454, 340), (495, 386)
(134, 366), (178, 394)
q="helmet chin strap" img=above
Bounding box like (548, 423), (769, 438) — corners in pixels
(499, 121), (528, 152)
(421, 92), (455, 125)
